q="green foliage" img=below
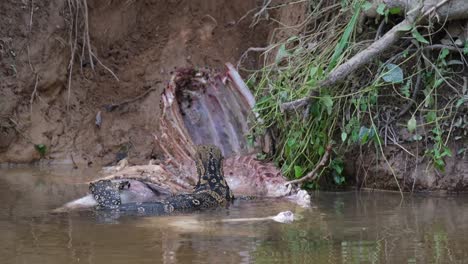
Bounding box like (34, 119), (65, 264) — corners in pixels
(382, 63), (404, 83)
(331, 159), (345, 185)
(411, 29), (429, 44)
(328, 2), (361, 71)
(362, 1), (372, 11)
(426, 127), (452, 171)
(398, 24), (413, 32)
(275, 44), (291, 64)
(247, 0), (464, 187)
(34, 144), (47, 157)
(407, 117), (417, 133)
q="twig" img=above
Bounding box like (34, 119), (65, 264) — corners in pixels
(411, 143), (419, 192)
(374, 19), (386, 41)
(29, 0), (34, 31)
(285, 144), (332, 186)
(91, 52), (120, 81)
(280, 91), (318, 112)
(70, 153), (78, 169)
(421, 0), (451, 18)
(66, 0), (78, 112)
(104, 86), (159, 112)
(30, 74), (39, 118)
(369, 109), (403, 196)
(237, 46), (269, 70)
(397, 59), (422, 118)
(252, 0), (272, 26)
(82, 0), (94, 71)
(27, 45), (35, 73)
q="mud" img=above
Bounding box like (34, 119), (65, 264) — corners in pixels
(345, 143), (468, 192)
(0, 0), (466, 192)
(0, 0), (270, 165)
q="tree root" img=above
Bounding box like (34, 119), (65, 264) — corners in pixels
(65, 0), (120, 112)
(104, 85), (160, 112)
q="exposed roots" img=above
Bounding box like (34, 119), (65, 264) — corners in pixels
(65, 0), (119, 112)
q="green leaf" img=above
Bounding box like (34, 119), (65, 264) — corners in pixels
(294, 165), (303, 179)
(333, 174), (345, 185)
(425, 111), (436, 123)
(434, 78), (444, 89)
(439, 48), (449, 60)
(441, 147), (452, 158)
(246, 134), (254, 147)
(455, 98), (465, 108)
(457, 148), (466, 155)
(358, 126), (375, 144)
(382, 63), (404, 83)
(328, 4), (361, 70)
(360, 100), (368, 111)
(318, 145), (325, 156)
(320, 95), (334, 115)
(464, 42), (468, 55)
(407, 116), (417, 132)
(341, 132), (347, 142)
(287, 138), (296, 147)
(412, 134), (423, 141)
(275, 44), (291, 64)
(398, 24), (413, 32)
(331, 159), (344, 174)
(362, 1), (372, 11)
(434, 158), (445, 171)
(256, 153), (267, 160)
(34, 144), (47, 157)
(376, 3), (386, 15)
(309, 66), (319, 82)
(412, 29), (429, 44)
(402, 49), (409, 58)
(389, 7), (401, 14)
(401, 80), (411, 98)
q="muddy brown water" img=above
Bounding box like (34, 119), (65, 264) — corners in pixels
(1, 167), (468, 263)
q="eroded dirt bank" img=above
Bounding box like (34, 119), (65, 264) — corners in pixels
(1, 1), (466, 192)
(0, 0), (270, 165)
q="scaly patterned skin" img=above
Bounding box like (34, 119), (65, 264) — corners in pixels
(90, 145), (234, 215)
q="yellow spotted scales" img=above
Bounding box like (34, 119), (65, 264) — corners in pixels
(90, 145), (234, 214)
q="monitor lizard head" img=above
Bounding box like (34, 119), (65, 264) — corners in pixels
(194, 145), (234, 201)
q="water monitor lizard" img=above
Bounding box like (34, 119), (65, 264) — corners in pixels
(89, 145), (235, 215)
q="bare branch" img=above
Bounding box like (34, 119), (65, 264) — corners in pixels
(281, 0), (455, 111)
(285, 145), (332, 186)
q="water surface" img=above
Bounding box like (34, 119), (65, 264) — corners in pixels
(1, 166), (468, 263)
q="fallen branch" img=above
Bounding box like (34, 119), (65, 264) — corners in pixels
(281, 0), (454, 111)
(285, 144), (332, 186)
(366, 0), (468, 21)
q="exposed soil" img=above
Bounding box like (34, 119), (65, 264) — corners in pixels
(0, 0), (270, 165)
(0, 0), (466, 192)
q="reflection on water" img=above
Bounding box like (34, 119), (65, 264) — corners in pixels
(1, 166), (468, 263)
